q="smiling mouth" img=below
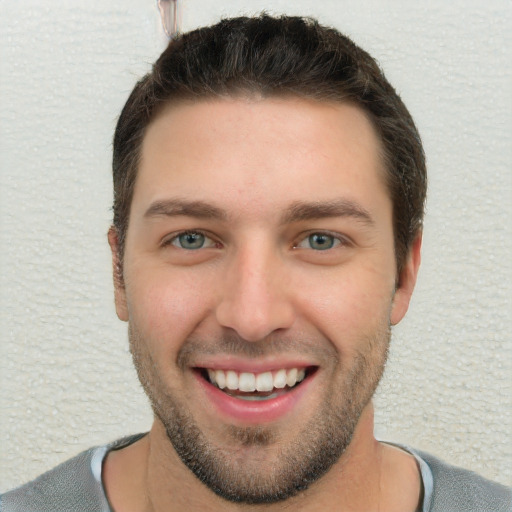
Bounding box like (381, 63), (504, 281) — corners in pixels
(197, 367), (316, 401)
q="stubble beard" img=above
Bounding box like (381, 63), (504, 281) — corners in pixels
(129, 326), (390, 505)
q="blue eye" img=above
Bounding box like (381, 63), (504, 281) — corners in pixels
(308, 233), (335, 250)
(172, 231), (207, 250)
(295, 232), (342, 251)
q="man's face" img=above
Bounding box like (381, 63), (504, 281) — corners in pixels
(111, 97), (418, 504)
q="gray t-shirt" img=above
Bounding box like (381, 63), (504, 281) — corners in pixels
(1, 434), (511, 512)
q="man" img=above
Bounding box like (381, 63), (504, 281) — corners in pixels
(1, 14), (510, 512)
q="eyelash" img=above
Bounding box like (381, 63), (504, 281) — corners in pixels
(293, 231), (351, 251)
(162, 230), (219, 249)
(162, 230), (350, 251)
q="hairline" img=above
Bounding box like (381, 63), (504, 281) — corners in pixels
(116, 91), (402, 270)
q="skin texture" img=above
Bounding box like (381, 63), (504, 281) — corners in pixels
(106, 97), (422, 511)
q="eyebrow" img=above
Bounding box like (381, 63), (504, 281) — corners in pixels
(144, 197), (374, 226)
(144, 199), (228, 221)
(281, 199), (375, 226)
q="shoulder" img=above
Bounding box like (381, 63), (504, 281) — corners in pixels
(413, 447), (512, 512)
(0, 435), (145, 512)
(0, 444), (110, 512)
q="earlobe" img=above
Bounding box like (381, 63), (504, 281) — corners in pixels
(108, 226), (129, 322)
(390, 233), (422, 326)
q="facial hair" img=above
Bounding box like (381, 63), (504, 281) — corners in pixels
(129, 325), (390, 505)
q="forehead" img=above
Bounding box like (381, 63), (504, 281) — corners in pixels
(133, 97), (389, 221)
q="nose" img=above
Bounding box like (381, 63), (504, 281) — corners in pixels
(215, 244), (295, 342)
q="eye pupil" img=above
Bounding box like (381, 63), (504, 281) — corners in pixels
(179, 232), (205, 249)
(309, 233), (334, 250)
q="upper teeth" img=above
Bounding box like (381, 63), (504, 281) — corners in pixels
(206, 368), (306, 392)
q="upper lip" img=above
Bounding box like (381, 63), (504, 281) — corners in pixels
(192, 356), (317, 373)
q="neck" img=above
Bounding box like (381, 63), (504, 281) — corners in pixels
(104, 402), (422, 511)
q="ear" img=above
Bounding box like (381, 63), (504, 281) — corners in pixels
(108, 226), (129, 322)
(390, 233), (422, 326)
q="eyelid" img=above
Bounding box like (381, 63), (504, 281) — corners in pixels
(161, 229), (220, 249)
(160, 229), (351, 250)
(293, 230), (353, 249)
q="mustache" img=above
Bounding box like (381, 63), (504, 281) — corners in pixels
(177, 331), (338, 370)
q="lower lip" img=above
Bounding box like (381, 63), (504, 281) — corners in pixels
(195, 371), (315, 424)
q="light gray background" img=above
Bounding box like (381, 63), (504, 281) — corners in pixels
(1, 0), (511, 491)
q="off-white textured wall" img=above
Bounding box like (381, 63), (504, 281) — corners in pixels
(1, 0), (510, 492)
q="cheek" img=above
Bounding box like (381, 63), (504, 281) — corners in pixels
(296, 265), (394, 346)
(124, 265), (215, 349)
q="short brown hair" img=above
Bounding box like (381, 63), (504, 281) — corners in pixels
(113, 14), (426, 275)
